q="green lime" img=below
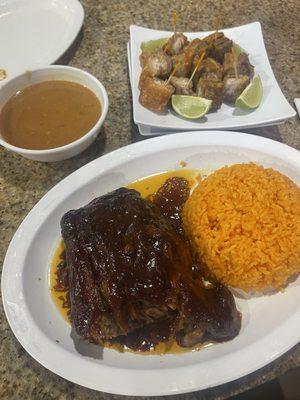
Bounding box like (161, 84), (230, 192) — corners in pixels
(172, 95), (212, 119)
(235, 75), (263, 109)
(141, 38), (169, 52)
(232, 42), (245, 57)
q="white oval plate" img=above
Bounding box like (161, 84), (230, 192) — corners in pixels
(0, 0), (84, 84)
(2, 131), (300, 396)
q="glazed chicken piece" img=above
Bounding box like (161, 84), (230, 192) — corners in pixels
(169, 76), (194, 95)
(197, 78), (224, 111)
(140, 48), (173, 78)
(223, 75), (250, 103)
(163, 32), (189, 55)
(223, 52), (254, 79)
(139, 77), (175, 113)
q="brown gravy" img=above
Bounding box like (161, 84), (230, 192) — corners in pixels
(0, 80), (101, 150)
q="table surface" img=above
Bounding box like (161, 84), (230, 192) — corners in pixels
(0, 0), (299, 399)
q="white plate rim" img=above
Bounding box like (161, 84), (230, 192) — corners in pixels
(129, 22), (296, 131)
(2, 131), (300, 396)
(0, 0), (84, 84)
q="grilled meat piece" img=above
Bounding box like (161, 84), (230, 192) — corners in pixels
(176, 279), (241, 346)
(61, 180), (241, 349)
(140, 49), (173, 78)
(163, 33), (189, 55)
(169, 76), (194, 95)
(197, 78), (224, 111)
(223, 52), (254, 79)
(223, 75), (250, 103)
(61, 188), (184, 342)
(139, 77), (174, 113)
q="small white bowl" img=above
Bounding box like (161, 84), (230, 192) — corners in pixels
(0, 66), (109, 162)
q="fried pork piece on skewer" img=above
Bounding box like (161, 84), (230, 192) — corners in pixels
(196, 78), (224, 111)
(139, 49), (173, 77)
(163, 32), (189, 55)
(237, 52), (254, 79)
(139, 77), (175, 113)
(202, 31), (224, 45)
(223, 52), (254, 79)
(169, 76), (194, 95)
(204, 32), (232, 63)
(223, 75), (250, 102)
(172, 39), (202, 77)
(201, 58), (223, 80)
(222, 52), (253, 102)
(192, 57), (223, 89)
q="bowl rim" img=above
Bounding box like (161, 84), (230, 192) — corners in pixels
(0, 65), (109, 155)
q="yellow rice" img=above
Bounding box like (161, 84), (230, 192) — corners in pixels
(182, 163), (300, 291)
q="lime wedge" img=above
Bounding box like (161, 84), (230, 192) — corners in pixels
(235, 76), (263, 109)
(172, 95), (212, 119)
(232, 42), (244, 57)
(141, 38), (168, 52)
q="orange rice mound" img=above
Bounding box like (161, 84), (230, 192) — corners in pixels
(182, 163), (300, 291)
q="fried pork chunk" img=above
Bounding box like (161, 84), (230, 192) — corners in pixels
(237, 52), (254, 79)
(140, 48), (173, 77)
(173, 39), (202, 77)
(197, 78), (224, 111)
(169, 76), (194, 95)
(139, 77), (175, 113)
(223, 52), (254, 79)
(222, 52), (253, 102)
(223, 75), (250, 103)
(209, 34), (233, 63)
(201, 58), (223, 80)
(163, 33), (189, 55)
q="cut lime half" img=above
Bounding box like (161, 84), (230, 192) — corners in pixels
(235, 76), (263, 109)
(141, 38), (168, 52)
(172, 95), (212, 119)
(232, 42), (245, 57)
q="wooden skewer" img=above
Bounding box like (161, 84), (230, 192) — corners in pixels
(165, 63), (180, 85)
(172, 10), (177, 34)
(214, 15), (222, 41)
(231, 47), (238, 78)
(187, 51), (206, 86)
(163, 10), (177, 54)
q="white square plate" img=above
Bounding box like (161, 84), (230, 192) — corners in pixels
(129, 22), (296, 131)
(127, 43), (284, 136)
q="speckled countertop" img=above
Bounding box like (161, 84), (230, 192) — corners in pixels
(0, 0), (299, 399)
